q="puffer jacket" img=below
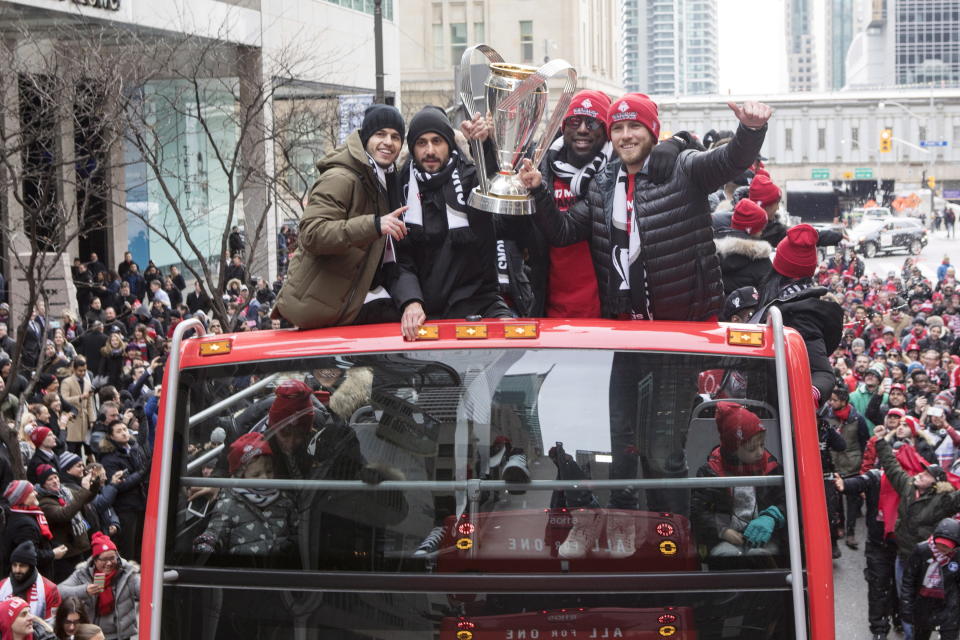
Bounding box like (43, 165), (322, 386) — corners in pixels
(193, 488), (298, 556)
(877, 437), (960, 559)
(532, 124), (766, 321)
(714, 233), (772, 296)
(274, 130), (394, 329)
(58, 557), (140, 640)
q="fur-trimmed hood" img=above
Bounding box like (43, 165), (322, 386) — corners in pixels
(329, 367), (373, 421)
(714, 234), (772, 260)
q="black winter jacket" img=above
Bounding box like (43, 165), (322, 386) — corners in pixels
(532, 124), (766, 321)
(388, 156), (505, 318)
(714, 233), (772, 296)
(99, 438), (148, 513)
(1, 510), (56, 577)
(901, 538), (960, 630)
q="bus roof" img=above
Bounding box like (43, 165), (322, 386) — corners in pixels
(177, 319), (780, 369)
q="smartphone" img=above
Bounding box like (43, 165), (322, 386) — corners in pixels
(883, 377), (892, 388)
(929, 407), (944, 418)
(93, 572), (105, 589)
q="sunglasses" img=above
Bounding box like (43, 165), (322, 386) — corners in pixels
(563, 116), (604, 132)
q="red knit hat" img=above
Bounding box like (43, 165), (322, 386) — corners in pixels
(267, 379), (314, 433)
(731, 199), (768, 235)
(29, 425), (52, 449)
(607, 93), (660, 139)
(715, 401), (765, 452)
(773, 224), (819, 279)
(749, 174), (782, 207)
(228, 432), (273, 475)
(90, 531), (117, 557)
(903, 415), (920, 436)
(0, 597), (29, 635)
(564, 90), (611, 126)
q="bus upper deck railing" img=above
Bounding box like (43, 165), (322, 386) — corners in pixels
(177, 475), (785, 491)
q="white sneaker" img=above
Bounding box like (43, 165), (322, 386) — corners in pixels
(413, 525), (445, 557)
(604, 511), (636, 559)
(558, 510), (600, 559)
(502, 453), (531, 494)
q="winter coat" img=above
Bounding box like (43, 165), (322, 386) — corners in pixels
(98, 438), (147, 513)
(61, 374), (96, 444)
(59, 557), (140, 640)
(63, 474), (118, 537)
(37, 485), (93, 559)
(387, 156), (505, 318)
(690, 447), (786, 552)
(850, 386), (888, 430)
(824, 404), (869, 476)
(193, 488), (298, 557)
(877, 437), (960, 559)
(532, 123), (766, 321)
(1, 510), (55, 578)
(714, 233), (772, 296)
(274, 130), (394, 329)
(901, 539), (960, 630)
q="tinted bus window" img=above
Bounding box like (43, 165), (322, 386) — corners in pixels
(162, 349), (794, 639)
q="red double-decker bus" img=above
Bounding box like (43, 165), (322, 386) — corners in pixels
(140, 309), (833, 639)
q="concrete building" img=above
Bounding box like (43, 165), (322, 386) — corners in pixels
(399, 0), (623, 117)
(621, 0), (718, 96)
(0, 0), (399, 319)
(846, 0), (960, 89)
(785, 0), (819, 92)
(653, 88), (960, 185)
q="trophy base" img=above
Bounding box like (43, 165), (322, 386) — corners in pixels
(468, 186), (534, 216)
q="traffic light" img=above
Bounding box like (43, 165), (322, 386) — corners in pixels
(927, 175), (936, 189)
(879, 128), (893, 153)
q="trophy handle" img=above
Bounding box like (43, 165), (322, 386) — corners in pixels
(457, 44), (504, 195)
(494, 59), (578, 170)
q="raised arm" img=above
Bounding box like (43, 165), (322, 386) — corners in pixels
(688, 102), (772, 194)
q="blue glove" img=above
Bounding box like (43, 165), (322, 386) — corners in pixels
(743, 506), (785, 547)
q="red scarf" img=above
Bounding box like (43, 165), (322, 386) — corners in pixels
(833, 404), (851, 422)
(10, 506), (53, 540)
(920, 535), (956, 598)
(707, 445), (779, 478)
(97, 569), (117, 616)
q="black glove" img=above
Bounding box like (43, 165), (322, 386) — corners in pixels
(647, 136), (685, 185)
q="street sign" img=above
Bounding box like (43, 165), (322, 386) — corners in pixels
(811, 168), (830, 179)
(854, 168), (874, 179)
(919, 140), (948, 147)
(944, 190), (960, 199)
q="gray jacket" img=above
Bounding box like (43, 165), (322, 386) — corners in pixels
(58, 558), (140, 640)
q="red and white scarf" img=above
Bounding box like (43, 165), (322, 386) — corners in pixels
(920, 535), (955, 599)
(9, 506), (53, 540)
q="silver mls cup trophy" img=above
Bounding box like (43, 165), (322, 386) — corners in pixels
(457, 44), (577, 215)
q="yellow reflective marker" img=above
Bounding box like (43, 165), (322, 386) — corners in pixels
(199, 340), (232, 356)
(727, 329), (764, 347)
(659, 540), (677, 556)
(456, 538), (473, 550)
(455, 325), (488, 339)
(503, 323), (539, 339)
(416, 325), (439, 340)
(659, 625), (677, 637)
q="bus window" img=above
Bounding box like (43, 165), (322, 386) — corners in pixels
(162, 348), (796, 639)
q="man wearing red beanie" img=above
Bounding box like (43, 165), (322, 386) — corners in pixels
(26, 427), (58, 486)
(522, 97), (771, 322)
(748, 173), (788, 246)
(715, 199), (773, 295)
(513, 90), (689, 318)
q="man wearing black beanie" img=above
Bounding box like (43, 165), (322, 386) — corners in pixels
(0, 540), (62, 620)
(386, 107), (515, 340)
(274, 103), (410, 329)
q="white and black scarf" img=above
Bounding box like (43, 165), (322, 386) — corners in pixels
(610, 167), (651, 319)
(403, 151), (471, 240)
(549, 138), (612, 197)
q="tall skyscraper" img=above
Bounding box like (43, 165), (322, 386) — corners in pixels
(785, 0), (819, 92)
(825, 0), (856, 90)
(621, 0), (718, 96)
(845, 0), (960, 88)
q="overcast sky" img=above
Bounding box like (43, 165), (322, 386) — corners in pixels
(717, 0), (827, 96)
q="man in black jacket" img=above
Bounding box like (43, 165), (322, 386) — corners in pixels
(522, 97), (771, 322)
(388, 107), (513, 340)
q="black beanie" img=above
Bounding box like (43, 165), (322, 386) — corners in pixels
(359, 104), (405, 147)
(11, 540), (37, 566)
(406, 106), (456, 157)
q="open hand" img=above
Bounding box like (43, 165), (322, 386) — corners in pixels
(727, 101), (774, 129)
(379, 206), (409, 241)
(518, 158), (542, 189)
